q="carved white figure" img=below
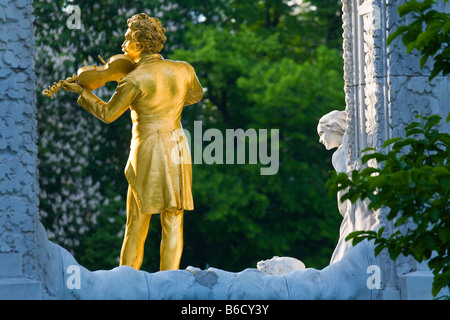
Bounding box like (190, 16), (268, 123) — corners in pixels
(317, 110), (353, 264)
(257, 256), (305, 275)
(317, 110), (347, 152)
(317, 110), (376, 264)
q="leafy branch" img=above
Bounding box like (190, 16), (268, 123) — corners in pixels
(326, 113), (450, 297)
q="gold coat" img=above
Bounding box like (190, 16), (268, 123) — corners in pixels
(77, 53), (203, 214)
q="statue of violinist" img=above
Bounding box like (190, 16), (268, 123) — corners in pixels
(57, 13), (203, 271)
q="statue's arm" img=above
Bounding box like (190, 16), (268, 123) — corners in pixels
(77, 77), (139, 123)
(183, 62), (203, 106)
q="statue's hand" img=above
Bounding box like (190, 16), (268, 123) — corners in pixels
(61, 75), (84, 94)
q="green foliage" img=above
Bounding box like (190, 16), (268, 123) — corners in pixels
(326, 113), (450, 297)
(387, 0), (450, 79)
(167, 21), (344, 271)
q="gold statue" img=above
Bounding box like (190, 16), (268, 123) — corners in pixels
(55, 13), (203, 271)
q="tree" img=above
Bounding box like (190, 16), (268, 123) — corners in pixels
(168, 18), (344, 270)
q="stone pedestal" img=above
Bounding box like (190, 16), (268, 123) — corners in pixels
(0, 252), (42, 300)
(398, 271), (434, 300)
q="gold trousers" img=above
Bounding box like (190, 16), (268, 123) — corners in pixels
(119, 186), (184, 271)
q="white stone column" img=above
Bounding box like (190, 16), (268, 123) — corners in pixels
(0, 0), (42, 299)
(341, 0), (450, 299)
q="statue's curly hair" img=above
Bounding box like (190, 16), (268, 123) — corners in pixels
(127, 13), (167, 54)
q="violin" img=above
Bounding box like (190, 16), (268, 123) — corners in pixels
(43, 54), (135, 99)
